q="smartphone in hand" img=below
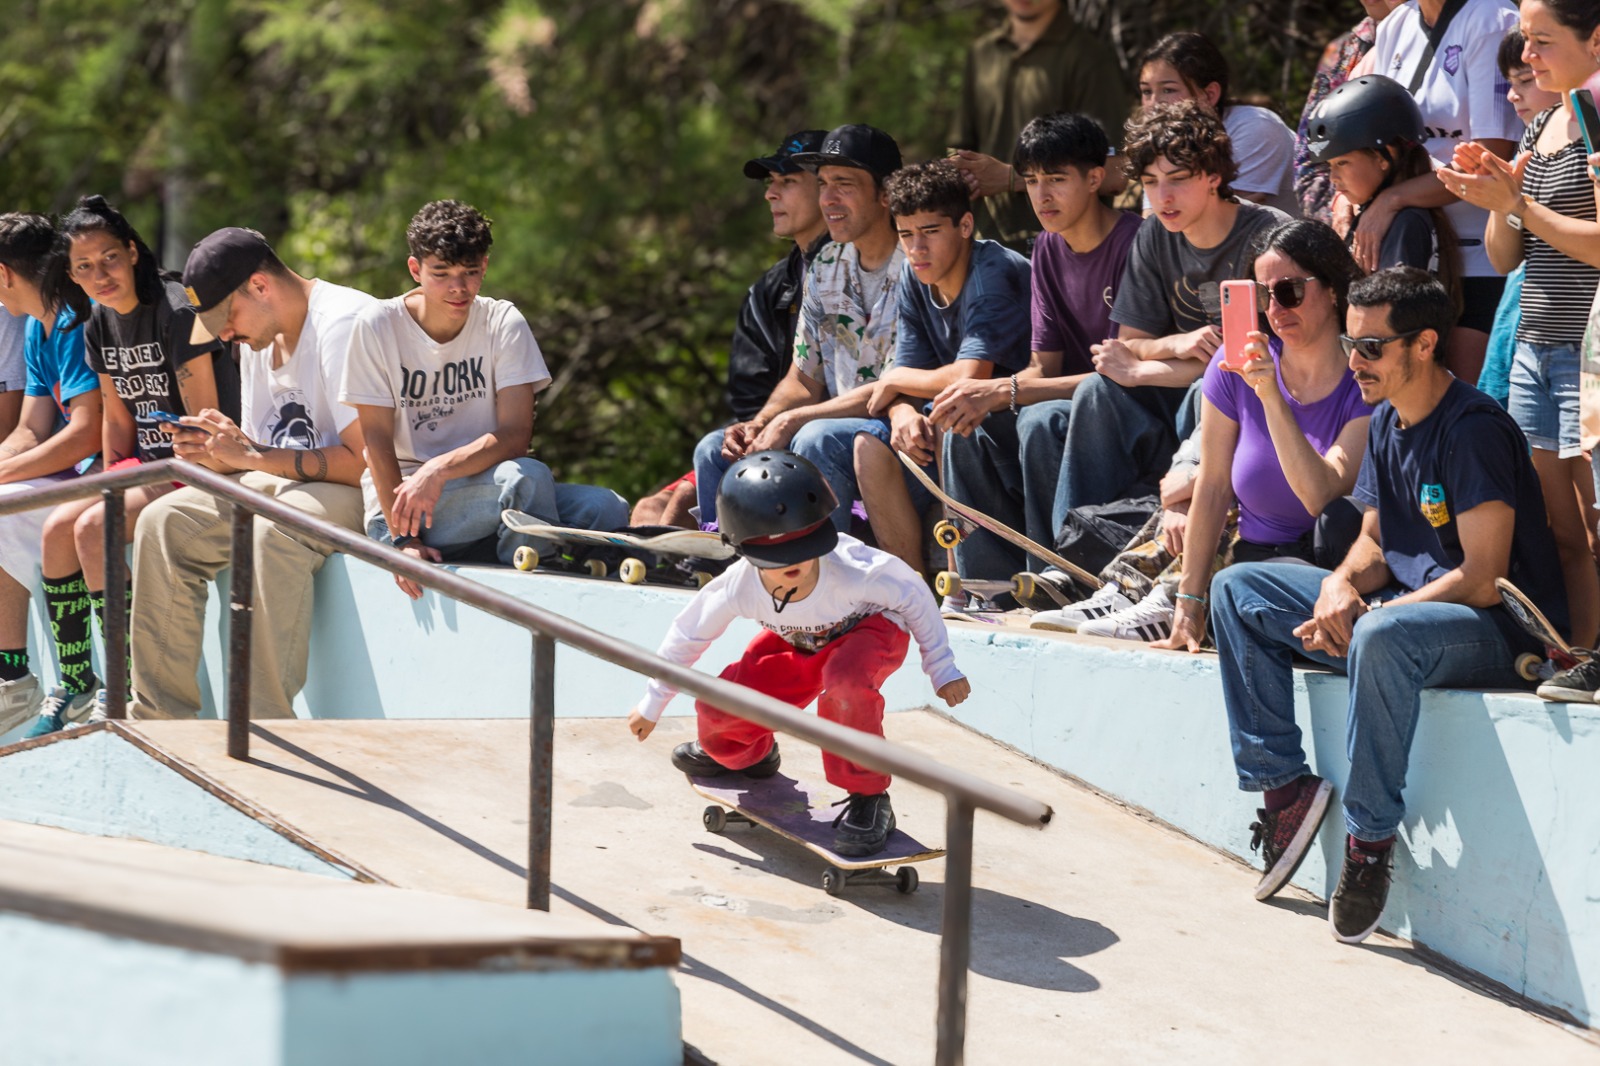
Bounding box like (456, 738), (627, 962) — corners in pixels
(1569, 89), (1600, 178)
(149, 411), (211, 435)
(1219, 279), (1258, 370)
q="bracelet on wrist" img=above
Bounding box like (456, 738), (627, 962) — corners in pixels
(1009, 374), (1019, 415)
(1175, 592), (1208, 609)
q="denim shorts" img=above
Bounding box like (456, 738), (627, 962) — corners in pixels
(1508, 338), (1582, 457)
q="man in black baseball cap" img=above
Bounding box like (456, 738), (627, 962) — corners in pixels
(635, 129), (830, 526)
(181, 227), (277, 346)
(791, 124), (903, 183)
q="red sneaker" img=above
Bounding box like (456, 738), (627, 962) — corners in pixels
(1248, 775), (1333, 901)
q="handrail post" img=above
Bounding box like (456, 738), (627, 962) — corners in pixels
(226, 501), (255, 761)
(935, 798), (975, 1066)
(527, 633), (555, 910)
(101, 489), (128, 720)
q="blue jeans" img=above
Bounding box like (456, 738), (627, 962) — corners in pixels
(366, 458), (629, 565)
(1054, 376), (1197, 520)
(1209, 563), (1523, 841)
(942, 401), (1071, 577)
(693, 416), (891, 532)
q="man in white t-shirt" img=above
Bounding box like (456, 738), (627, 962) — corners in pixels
(129, 228), (375, 720)
(341, 200), (627, 599)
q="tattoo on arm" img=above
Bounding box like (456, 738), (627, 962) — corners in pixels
(292, 448), (329, 482)
(175, 364), (194, 382)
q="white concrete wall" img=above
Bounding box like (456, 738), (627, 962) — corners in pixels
(203, 555), (1598, 1027)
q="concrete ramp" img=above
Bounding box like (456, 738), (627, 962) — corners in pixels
(1, 713), (1590, 1064)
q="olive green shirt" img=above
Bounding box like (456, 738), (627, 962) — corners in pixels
(950, 11), (1131, 251)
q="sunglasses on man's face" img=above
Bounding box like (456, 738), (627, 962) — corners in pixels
(1339, 329), (1424, 361)
(1254, 276), (1318, 312)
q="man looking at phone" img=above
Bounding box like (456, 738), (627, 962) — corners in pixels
(129, 228), (374, 720)
(1207, 266), (1565, 943)
(1053, 100), (1288, 518)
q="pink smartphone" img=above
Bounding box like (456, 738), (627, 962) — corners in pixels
(1219, 280), (1258, 370)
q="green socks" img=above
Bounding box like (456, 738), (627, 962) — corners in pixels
(42, 572), (96, 695)
(0, 648), (28, 683)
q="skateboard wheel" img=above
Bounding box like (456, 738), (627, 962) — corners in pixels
(585, 559), (608, 578)
(702, 806), (727, 834)
(895, 867), (919, 894)
(619, 558), (647, 585)
(512, 546), (539, 572)
(934, 571), (961, 599)
(1516, 652), (1543, 682)
(1012, 573), (1035, 602)
(693, 571), (714, 589)
(933, 520), (962, 549)
(821, 867), (845, 896)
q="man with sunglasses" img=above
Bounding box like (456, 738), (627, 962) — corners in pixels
(1207, 266), (1567, 944)
(128, 228), (376, 720)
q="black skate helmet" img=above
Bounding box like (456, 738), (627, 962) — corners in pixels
(717, 450), (839, 568)
(1305, 76), (1427, 164)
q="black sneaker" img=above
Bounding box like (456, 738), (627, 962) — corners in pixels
(831, 791), (895, 856)
(1330, 842), (1393, 944)
(670, 740), (780, 778)
(1247, 775), (1333, 901)
(1536, 657), (1600, 703)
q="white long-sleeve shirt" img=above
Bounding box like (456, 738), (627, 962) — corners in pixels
(636, 535), (965, 722)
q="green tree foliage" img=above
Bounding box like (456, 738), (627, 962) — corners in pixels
(0, 0), (1357, 499)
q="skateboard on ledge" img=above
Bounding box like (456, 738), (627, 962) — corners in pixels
(501, 511), (733, 588)
(1495, 577), (1588, 681)
(689, 771), (941, 895)
(896, 450), (1102, 604)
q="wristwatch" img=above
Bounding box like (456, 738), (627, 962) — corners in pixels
(1506, 197), (1527, 231)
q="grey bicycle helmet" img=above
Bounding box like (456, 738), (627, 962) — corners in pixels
(717, 450), (839, 568)
(1305, 76), (1427, 163)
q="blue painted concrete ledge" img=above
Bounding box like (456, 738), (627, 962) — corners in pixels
(171, 556), (1598, 1028)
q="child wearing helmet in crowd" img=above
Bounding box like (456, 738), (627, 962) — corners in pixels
(626, 449), (970, 857)
(1306, 75), (1464, 313)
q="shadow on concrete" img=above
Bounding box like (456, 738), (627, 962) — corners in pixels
(690, 839), (1113, 993)
(246, 725), (899, 1066)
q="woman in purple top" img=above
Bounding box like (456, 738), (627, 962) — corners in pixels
(1156, 219), (1373, 653)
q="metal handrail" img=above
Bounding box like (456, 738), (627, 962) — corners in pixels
(1, 458), (1052, 1066)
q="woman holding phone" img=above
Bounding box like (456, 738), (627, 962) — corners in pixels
(1147, 220), (1372, 652)
(24, 196), (237, 733)
(1441, 0), (1600, 652)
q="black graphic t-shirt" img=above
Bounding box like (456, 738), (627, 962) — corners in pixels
(87, 279), (237, 460)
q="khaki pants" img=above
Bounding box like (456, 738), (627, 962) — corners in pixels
(129, 471), (362, 720)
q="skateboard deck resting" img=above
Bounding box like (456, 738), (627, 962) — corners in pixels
(501, 510), (733, 586)
(1496, 577), (1587, 680)
(895, 450), (1101, 598)
(689, 771), (942, 895)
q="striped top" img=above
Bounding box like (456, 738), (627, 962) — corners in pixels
(1518, 107), (1600, 345)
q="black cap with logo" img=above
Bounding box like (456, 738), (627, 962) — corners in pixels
(791, 124), (903, 182)
(182, 227), (276, 344)
(743, 129), (830, 180)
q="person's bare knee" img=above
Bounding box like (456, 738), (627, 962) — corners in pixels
(40, 507), (84, 579)
(73, 503), (107, 584)
(658, 480), (698, 528)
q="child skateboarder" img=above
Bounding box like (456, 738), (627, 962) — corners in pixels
(627, 449), (970, 856)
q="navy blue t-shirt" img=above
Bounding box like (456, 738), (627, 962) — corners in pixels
(893, 239), (1031, 374)
(1353, 379), (1568, 652)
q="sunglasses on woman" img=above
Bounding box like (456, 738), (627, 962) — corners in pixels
(1339, 329), (1424, 361)
(1254, 276), (1318, 312)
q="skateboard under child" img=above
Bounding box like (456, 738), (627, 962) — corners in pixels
(688, 771), (942, 895)
(501, 511), (733, 588)
(895, 450), (1101, 605)
(1495, 577), (1589, 680)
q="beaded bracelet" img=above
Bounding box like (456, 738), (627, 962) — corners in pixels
(1009, 374), (1018, 414)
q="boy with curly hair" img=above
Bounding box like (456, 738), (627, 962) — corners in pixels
(340, 200), (627, 598)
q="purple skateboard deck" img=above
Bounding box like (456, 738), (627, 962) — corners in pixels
(689, 772), (942, 894)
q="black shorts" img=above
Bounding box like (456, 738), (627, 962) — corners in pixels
(1457, 275), (1505, 335)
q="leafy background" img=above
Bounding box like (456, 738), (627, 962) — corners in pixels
(0, 0), (1361, 498)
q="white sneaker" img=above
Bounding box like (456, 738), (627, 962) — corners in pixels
(1077, 584), (1175, 642)
(1029, 582), (1133, 632)
(0, 674), (42, 736)
(86, 688), (110, 725)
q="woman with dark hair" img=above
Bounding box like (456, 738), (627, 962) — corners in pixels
(1137, 31), (1298, 215)
(24, 196), (239, 734)
(1141, 220), (1374, 651)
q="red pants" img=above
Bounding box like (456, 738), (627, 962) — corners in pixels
(696, 613), (909, 794)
